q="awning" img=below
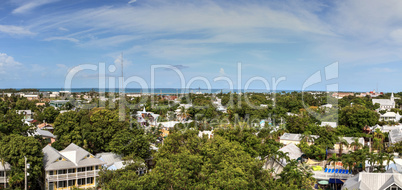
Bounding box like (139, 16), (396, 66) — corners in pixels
(329, 178), (345, 184)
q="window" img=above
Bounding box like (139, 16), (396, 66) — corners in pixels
(87, 166), (93, 171)
(95, 165), (99, 170)
(68, 180), (75, 186)
(0, 171), (4, 177)
(49, 171), (54, 175)
(78, 167), (86, 172)
(78, 179), (84, 185)
(57, 169), (67, 174)
(57, 181), (67, 188)
(87, 177), (94, 184)
(68, 169), (75, 173)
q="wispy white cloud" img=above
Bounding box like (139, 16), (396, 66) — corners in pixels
(44, 36), (79, 43)
(0, 24), (34, 35)
(128, 0), (137, 4)
(12, 0), (60, 14)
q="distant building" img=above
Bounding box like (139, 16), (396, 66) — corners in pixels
(263, 143), (303, 176)
(17, 110), (33, 120)
(389, 128), (402, 145)
(136, 107), (160, 126)
(332, 92), (354, 99)
(372, 93), (396, 111)
(24, 94), (39, 100)
(198, 131), (213, 139)
(30, 128), (56, 145)
(42, 143), (106, 190)
(95, 152), (147, 174)
(279, 133), (319, 145)
(321, 122), (337, 128)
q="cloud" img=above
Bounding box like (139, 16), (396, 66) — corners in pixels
(0, 53), (22, 68)
(12, 0), (60, 14)
(0, 25), (34, 35)
(128, 0), (137, 4)
(44, 36), (79, 43)
(58, 27), (68, 31)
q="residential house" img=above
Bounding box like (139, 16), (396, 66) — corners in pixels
(24, 94), (39, 100)
(320, 104), (333, 109)
(0, 162), (10, 188)
(380, 112), (402, 122)
(263, 143), (303, 176)
(42, 143), (106, 190)
(332, 92), (354, 99)
(389, 128), (402, 145)
(36, 103), (46, 107)
(321, 122), (337, 128)
(198, 130), (213, 139)
(136, 107), (160, 127)
(342, 168), (402, 190)
(95, 152), (147, 175)
(17, 110), (33, 120)
(373, 93), (396, 111)
(279, 133), (319, 145)
(49, 100), (70, 108)
(30, 128), (57, 145)
(331, 137), (365, 155)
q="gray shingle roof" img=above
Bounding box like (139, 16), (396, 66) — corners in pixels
(342, 169), (402, 190)
(278, 143), (303, 160)
(42, 143), (106, 171)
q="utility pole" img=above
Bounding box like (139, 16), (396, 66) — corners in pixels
(24, 156), (27, 190)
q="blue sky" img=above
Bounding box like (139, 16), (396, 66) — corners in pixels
(0, 0), (402, 92)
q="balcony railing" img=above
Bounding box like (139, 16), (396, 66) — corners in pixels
(46, 170), (99, 182)
(0, 176), (8, 183)
(312, 171), (353, 180)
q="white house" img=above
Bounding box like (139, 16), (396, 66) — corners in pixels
(380, 112), (402, 122)
(279, 133), (319, 145)
(321, 122), (337, 128)
(263, 143), (303, 176)
(389, 128), (402, 145)
(342, 168), (402, 190)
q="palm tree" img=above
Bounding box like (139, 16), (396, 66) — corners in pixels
(350, 138), (363, 151)
(341, 154), (355, 173)
(367, 152), (377, 172)
(376, 152), (386, 172)
(385, 153), (396, 171)
(338, 138), (349, 156)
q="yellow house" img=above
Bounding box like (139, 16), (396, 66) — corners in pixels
(42, 143), (106, 190)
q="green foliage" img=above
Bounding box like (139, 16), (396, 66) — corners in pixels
(0, 110), (30, 136)
(339, 105), (379, 130)
(0, 135), (43, 189)
(108, 126), (150, 159)
(35, 106), (60, 123)
(99, 129), (308, 189)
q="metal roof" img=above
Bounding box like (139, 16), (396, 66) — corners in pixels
(42, 143), (106, 171)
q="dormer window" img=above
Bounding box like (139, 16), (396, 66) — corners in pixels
(58, 157), (62, 161)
